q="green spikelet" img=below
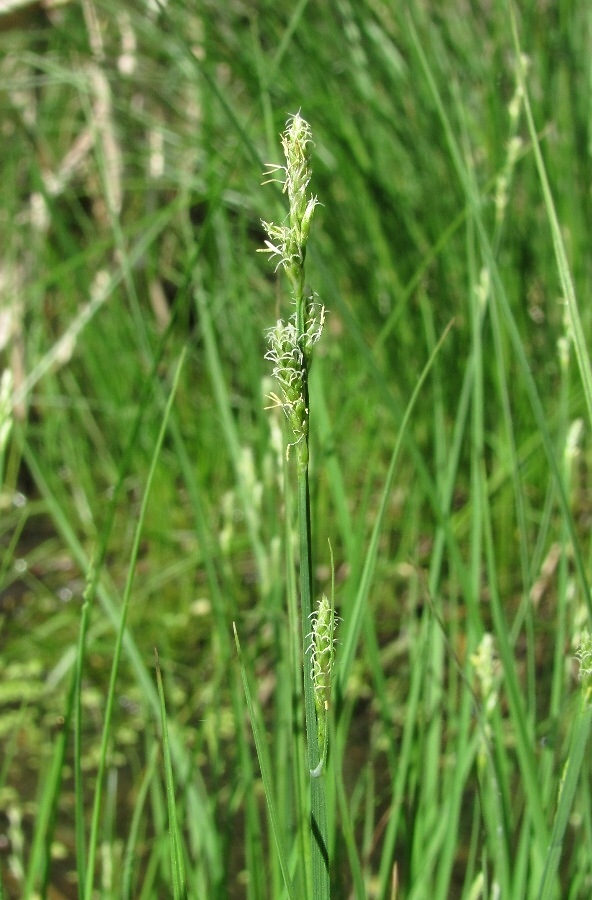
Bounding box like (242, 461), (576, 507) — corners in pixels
(307, 558), (338, 777)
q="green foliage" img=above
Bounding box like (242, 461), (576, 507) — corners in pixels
(1, 0), (592, 897)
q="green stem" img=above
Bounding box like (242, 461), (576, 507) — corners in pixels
(537, 698), (592, 900)
(262, 112), (328, 897)
(298, 466), (330, 897)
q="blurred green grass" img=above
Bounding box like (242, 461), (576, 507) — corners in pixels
(1, 0), (592, 897)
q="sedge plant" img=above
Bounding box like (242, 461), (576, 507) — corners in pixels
(260, 112), (331, 898)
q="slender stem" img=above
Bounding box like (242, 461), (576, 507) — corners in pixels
(261, 113), (329, 897)
(537, 698), (592, 900)
(298, 466), (330, 895)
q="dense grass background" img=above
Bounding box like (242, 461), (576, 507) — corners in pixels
(1, 0), (592, 897)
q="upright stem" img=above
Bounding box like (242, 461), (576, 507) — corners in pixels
(298, 466), (330, 895)
(261, 112), (330, 898)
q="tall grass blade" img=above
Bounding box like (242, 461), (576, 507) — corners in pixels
(233, 624), (296, 900)
(121, 741), (160, 900)
(537, 683), (592, 899)
(83, 348), (187, 897)
(155, 649), (187, 900)
(73, 565), (93, 892)
(22, 661), (76, 898)
(408, 9), (592, 626)
(337, 320), (453, 696)
(508, 1), (592, 435)
(196, 290), (269, 591)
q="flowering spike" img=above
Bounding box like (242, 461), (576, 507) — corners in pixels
(260, 114), (325, 469)
(575, 632), (592, 704)
(306, 542), (338, 776)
